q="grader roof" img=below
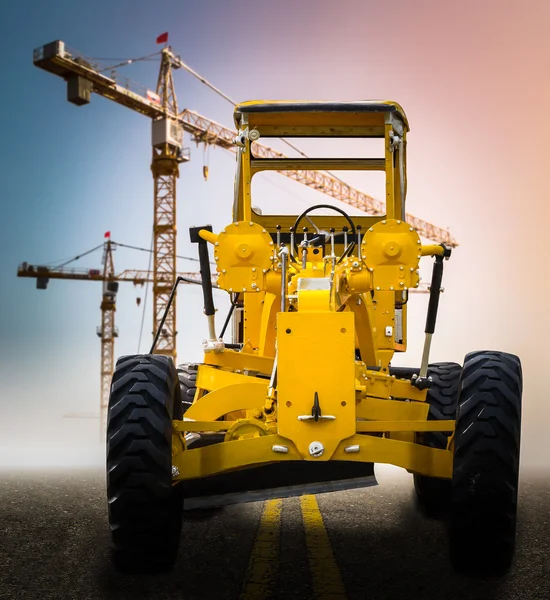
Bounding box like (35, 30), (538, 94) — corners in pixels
(234, 100), (409, 133)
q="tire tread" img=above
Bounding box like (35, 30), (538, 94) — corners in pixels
(106, 354), (182, 572)
(450, 350), (522, 574)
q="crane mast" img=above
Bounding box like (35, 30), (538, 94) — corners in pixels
(151, 49), (187, 357)
(98, 240), (118, 432)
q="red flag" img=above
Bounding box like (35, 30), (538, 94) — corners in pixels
(156, 32), (168, 44)
(104, 231), (111, 239)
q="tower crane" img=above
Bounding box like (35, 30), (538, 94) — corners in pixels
(17, 238), (210, 432)
(33, 39), (457, 363)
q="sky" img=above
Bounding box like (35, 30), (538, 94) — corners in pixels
(0, 0), (549, 467)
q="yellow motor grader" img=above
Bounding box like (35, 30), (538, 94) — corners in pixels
(106, 101), (522, 575)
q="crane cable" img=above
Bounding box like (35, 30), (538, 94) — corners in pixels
(175, 59), (309, 157)
(112, 241), (215, 267)
(48, 241), (207, 272)
(111, 241), (204, 264)
(52, 243), (105, 270)
(94, 51), (162, 73)
(174, 59), (236, 107)
(175, 58), (351, 179)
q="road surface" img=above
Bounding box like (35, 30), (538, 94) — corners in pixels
(1, 466), (548, 600)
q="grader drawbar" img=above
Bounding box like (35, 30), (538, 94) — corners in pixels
(106, 102), (522, 576)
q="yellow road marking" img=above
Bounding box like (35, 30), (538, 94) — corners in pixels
(301, 495), (348, 599)
(240, 499), (283, 600)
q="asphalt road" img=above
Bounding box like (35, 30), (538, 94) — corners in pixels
(1, 467), (549, 600)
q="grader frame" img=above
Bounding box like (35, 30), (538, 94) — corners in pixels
(171, 101), (453, 500)
(107, 100), (523, 575)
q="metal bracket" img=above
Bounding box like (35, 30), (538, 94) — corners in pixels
(411, 373), (433, 390)
(202, 338), (225, 353)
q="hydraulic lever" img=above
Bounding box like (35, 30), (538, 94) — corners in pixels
(190, 225), (224, 353)
(413, 245), (451, 389)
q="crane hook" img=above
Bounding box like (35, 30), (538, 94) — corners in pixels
(203, 143), (210, 181)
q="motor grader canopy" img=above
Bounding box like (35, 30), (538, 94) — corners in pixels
(233, 100), (410, 136)
(232, 100), (409, 227)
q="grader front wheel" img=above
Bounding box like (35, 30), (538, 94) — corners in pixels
(450, 351), (522, 575)
(413, 362), (462, 513)
(106, 354), (183, 572)
(176, 363), (198, 418)
(176, 362), (224, 518)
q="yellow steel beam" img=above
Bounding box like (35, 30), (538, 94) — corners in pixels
(183, 382), (269, 421)
(173, 435), (298, 480)
(332, 434), (452, 478)
(173, 419), (454, 434)
(250, 158), (385, 171)
(173, 421), (237, 432)
(356, 420), (455, 432)
(356, 397), (429, 420)
(203, 349), (274, 376)
(196, 364), (267, 391)
(172, 432), (452, 480)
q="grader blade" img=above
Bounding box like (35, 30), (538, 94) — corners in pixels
(180, 461), (377, 509)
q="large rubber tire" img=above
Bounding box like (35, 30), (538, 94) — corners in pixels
(176, 363), (224, 518)
(176, 363), (198, 417)
(413, 362), (462, 512)
(106, 354), (183, 572)
(450, 351), (522, 575)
